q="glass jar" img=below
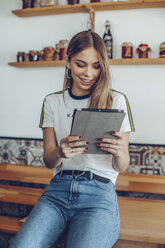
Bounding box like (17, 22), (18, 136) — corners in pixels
(90, 0), (100, 2)
(67, 0), (79, 4)
(17, 52), (25, 62)
(136, 43), (151, 58)
(122, 42), (133, 59)
(22, 0), (34, 9)
(59, 40), (68, 60)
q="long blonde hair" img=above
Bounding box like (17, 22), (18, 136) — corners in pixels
(63, 31), (113, 109)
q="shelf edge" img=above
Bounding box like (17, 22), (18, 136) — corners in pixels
(8, 58), (165, 67)
(12, 1), (165, 17)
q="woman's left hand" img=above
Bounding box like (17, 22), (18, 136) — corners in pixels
(96, 131), (130, 172)
(97, 131), (124, 157)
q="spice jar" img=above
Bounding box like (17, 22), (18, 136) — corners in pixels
(136, 43), (151, 58)
(43, 47), (55, 61)
(59, 40), (68, 60)
(29, 50), (39, 61)
(159, 42), (165, 58)
(40, 0), (57, 6)
(17, 52), (25, 62)
(55, 43), (61, 60)
(24, 53), (29, 62)
(122, 42), (133, 59)
(67, 0), (79, 4)
(22, 0), (34, 9)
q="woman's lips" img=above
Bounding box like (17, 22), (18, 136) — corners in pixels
(80, 78), (93, 85)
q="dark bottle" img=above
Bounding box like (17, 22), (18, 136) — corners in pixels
(103, 20), (113, 59)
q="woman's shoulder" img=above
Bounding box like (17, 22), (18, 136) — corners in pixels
(45, 88), (68, 101)
(112, 89), (127, 102)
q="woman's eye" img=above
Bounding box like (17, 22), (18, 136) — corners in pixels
(93, 64), (100, 69)
(76, 63), (85, 68)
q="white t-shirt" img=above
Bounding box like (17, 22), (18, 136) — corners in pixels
(40, 88), (134, 185)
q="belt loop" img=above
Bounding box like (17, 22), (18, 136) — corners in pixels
(89, 171), (93, 180)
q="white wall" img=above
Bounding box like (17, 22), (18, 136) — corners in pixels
(0, 0), (165, 144)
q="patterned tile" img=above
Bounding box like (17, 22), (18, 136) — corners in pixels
(129, 145), (150, 166)
(129, 144), (165, 175)
(151, 146), (165, 155)
(161, 155), (165, 174)
(0, 138), (44, 166)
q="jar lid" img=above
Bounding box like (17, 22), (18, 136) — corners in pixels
(160, 42), (165, 48)
(29, 50), (39, 54)
(122, 42), (133, 47)
(139, 43), (148, 47)
(59, 40), (68, 44)
(43, 47), (54, 51)
(59, 40), (68, 47)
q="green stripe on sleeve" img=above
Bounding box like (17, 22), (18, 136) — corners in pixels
(112, 89), (135, 132)
(122, 93), (135, 132)
(39, 98), (46, 128)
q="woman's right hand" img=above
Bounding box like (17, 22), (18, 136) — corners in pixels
(43, 128), (89, 169)
(59, 135), (89, 159)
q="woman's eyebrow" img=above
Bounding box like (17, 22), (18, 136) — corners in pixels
(76, 59), (100, 64)
(75, 59), (86, 63)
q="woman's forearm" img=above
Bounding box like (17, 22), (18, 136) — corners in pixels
(43, 147), (63, 169)
(113, 149), (130, 172)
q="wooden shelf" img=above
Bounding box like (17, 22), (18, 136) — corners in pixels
(8, 60), (65, 67)
(12, 0), (165, 17)
(8, 58), (165, 67)
(111, 58), (165, 65)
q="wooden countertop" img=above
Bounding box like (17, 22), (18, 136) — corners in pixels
(118, 197), (165, 244)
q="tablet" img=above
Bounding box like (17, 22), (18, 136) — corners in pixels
(70, 108), (126, 154)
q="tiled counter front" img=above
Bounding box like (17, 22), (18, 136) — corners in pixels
(0, 137), (165, 175)
(127, 144), (165, 175)
(0, 137), (44, 166)
(0, 137), (165, 247)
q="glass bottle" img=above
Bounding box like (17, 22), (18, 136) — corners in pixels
(103, 20), (113, 59)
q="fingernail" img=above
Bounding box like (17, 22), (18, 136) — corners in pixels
(85, 147), (88, 150)
(97, 143), (101, 146)
(111, 131), (115, 135)
(99, 138), (103, 141)
(79, 136), (82, 139)
(86, 141), (89, 144)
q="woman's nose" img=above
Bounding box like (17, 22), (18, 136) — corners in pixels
(84, 66), (92, 77)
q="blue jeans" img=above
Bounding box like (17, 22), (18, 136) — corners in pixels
(10, 173), (120, 248)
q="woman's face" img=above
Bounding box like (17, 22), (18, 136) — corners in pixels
(68, 47), (101, 96)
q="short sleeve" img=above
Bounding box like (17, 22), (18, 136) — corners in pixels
(39, 95), (54, 128)
(113, 92), (135, 133)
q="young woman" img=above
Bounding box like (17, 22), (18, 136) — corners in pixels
(10, 31), (134, 248)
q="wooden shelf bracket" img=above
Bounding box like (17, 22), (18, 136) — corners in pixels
(83, 5), (95, 32)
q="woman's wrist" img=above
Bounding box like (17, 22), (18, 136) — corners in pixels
(112, 151), (130, 172)
(56, 146), (64, 160)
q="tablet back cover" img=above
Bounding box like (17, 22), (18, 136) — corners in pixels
(70, 108), (125, 154)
